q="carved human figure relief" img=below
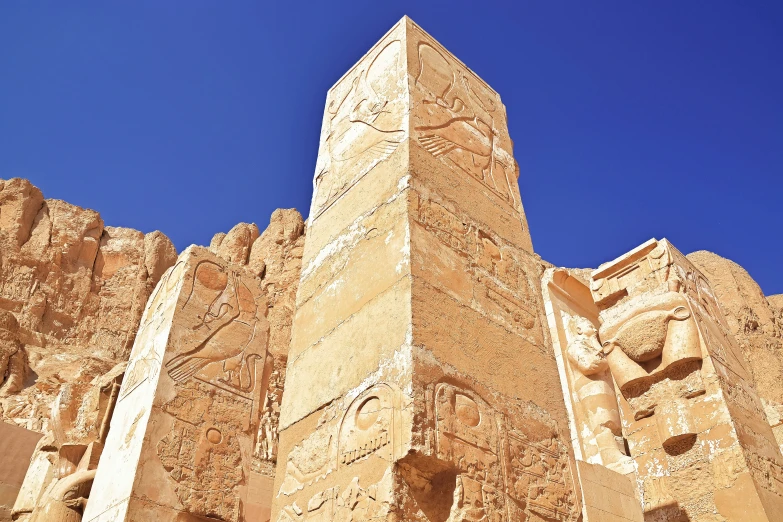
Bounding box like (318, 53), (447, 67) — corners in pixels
(565, 316), (632, 472)
(431, 382), (578, 522)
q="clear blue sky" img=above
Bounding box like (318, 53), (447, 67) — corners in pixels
(1, 2), (781, 295)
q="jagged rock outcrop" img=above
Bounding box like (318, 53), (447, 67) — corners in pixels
(0, 178), (177, 432)
(684, 251), (783, 449)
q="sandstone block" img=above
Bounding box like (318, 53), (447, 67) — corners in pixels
(272, 17), (578, 522)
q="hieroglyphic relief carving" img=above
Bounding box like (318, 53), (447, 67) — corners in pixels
(166, 260), (270, 402)
(338, 384), (401, 468)
(278, 470), (392, 522)
(312, 33), (405, 219)
(411, 36), (518, 210)
(254, 356), (286, 475)
(156, 382), (246, 521)
(590, 239), (672, 307)
(414, 195), (539, 338)
(155, 255), (272, 521)
(275, 383), (403, 520)
(430, 381), (579, 521)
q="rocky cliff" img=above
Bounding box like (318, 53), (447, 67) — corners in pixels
(0, 178), (178, 432)
(1, 178), (306, 521)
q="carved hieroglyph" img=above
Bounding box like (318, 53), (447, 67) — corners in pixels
(411, 37), (519, 213)
(311, 35), (406, 220)
(83, 247), (272, 522)
(273, 17), (575, 521)
(546, 238), (783, 521)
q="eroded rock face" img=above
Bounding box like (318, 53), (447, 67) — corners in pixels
(1, 175), (305, 521)
(687, 251), (783, 452)
(0, 178), (178, 433)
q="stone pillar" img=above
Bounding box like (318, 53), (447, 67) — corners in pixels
(271, 17), (579, 521)
(0, 421), (42, 520)
(83, 247), (272, 522)
(587, 238), (783, 521)
(542, 269), (643, 521)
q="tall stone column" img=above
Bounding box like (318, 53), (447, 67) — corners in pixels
(82, 247), (272, 522)
(271, 17), (579, 521)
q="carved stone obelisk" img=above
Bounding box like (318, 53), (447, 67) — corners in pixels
(271, 17), (579, 521)
(83, 247), (272, 522)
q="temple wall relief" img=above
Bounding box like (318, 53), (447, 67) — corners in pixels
(83, 247), (272, 522)
(545, 238), (783, 521)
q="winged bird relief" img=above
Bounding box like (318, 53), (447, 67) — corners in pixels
(166, 260), (268, 393)
(313, 40), (405, 216)
(414, 42), (513, 202)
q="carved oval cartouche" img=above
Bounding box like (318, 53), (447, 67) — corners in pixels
(206, 427), (222, 444)
(355, 396), (381, 430)
(454, 393), (480, 427)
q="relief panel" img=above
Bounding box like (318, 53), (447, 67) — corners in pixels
(156, 255), (272, 522)
(413, 195), (540, 343)
(312, 24), (406, 220)
(429, 381), (579, 522)
(409, 28), (519, 213)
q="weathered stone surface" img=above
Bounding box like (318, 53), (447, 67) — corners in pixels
(82, 211), (304, 522)
(5, 17), (783, 522)
(687, 251), (783, 454)
(272, 17), (578, 522)
(200, 210), (306, 519)
(0, 178), (177, 434)
(546, 238), (783, 521)
(83, 247), (273, 522)
(0, 421), (42, 521)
